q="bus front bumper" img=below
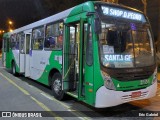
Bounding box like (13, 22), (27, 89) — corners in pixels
(95, 81), (157, 108)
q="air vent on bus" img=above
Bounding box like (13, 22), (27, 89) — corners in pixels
(112, 71), (153, 81)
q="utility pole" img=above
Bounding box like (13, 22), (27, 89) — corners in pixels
(141, 0), (147, 15)
(101, 0), (118, 3)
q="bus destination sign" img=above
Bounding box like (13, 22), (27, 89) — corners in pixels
(101, 6), (145, 22)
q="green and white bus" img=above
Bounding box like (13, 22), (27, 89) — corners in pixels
(2, 1), (157, 108)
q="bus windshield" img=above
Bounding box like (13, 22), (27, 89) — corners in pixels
(99, 21), (155, 68)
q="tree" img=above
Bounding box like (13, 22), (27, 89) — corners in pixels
(141, 0), (147, 15)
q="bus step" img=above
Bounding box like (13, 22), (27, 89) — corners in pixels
(66, 91), (78, 98)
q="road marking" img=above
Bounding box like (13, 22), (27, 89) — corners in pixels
(0, 72), (30, 95)
(40, 92), (53, 100)
(38, 91), (91, 120)
(0, 71), (90, 120)
(27, 84), (34, 88)
(28, 84), (91, 120)
(30, 96), (63, 120)
(0, 72), (64, 120)
(67, 109), (86, 120)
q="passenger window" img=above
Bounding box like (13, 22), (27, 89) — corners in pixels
(17, 33), (25, 53)
(44, 22), (63, 50)
(86, 25), (93, 66)
(11, 34), (19, 50)
(32, 26), (44, 50)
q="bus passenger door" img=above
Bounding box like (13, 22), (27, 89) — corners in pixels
(19, 33), (24, 73)
(63, 18), (87, 99)
(79, 19), (95, 101)
(24, 34), (31, 77)
(63, 23), (79, 93)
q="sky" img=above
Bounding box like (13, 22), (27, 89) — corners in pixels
(0, 0), (38, 30)
(0, 0), (84, 31)
(0, 0), (158, 39)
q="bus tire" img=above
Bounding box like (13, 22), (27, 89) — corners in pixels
(12, 61), (18, 76)
(51, 72), (65, 100)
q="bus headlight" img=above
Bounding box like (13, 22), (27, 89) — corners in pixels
(101, 71), (115, 90)
(152, 67), (157, 84)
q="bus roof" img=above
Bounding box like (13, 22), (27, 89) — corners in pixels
(10, 7), (74, 34)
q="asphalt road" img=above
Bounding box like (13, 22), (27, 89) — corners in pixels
(0, 58), (160, 120)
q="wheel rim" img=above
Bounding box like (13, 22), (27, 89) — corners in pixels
(53, 78), (62, 95)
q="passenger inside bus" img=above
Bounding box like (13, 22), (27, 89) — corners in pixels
(33, 40), (40, 50)
(106, 30), (127, 53)
(45, 36), (56, 48)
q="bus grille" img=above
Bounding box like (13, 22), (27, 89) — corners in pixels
(102, 65), (156, 81)
(113, 72), (153, 81)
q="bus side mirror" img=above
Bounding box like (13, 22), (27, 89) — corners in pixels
(94, 17), (102, 34)
(86, 12), (102, 34)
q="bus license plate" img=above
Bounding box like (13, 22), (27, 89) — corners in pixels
(131, 91), (141, 98)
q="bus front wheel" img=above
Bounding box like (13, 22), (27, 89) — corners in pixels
(51, 72), (65, 100)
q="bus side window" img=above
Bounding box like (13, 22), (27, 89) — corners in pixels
(11, 34), (18, 50)
(86, 24), (93, 66)
(44, 22), (63, 50)
(32, 26), (44, 50)
(69, 26), (76, 54)
(20, 33), (25, 53)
